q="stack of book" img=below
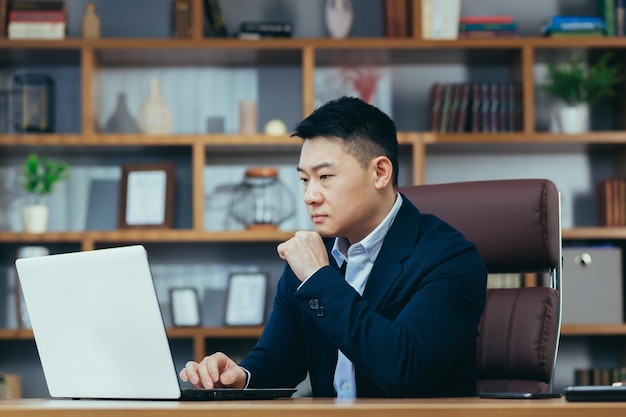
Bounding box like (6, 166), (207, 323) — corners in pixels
(429, 81), (523, 134)
(238, 22), (292, 39)
(7, 0), (66, 40)
(457, 15), (518, 38)
(596, 177), (626, 226)
(542, 15), (606, 37)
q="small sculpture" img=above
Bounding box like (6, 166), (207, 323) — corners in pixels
(325, 0), (353, 39)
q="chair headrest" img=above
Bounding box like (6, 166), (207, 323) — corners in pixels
(400, 179), (560, 273)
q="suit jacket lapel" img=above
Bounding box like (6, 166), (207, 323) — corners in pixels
(362, 194), (420, 309)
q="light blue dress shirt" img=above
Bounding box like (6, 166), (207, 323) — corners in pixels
(329, 193), (403, 398)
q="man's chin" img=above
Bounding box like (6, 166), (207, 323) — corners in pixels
(313, 226), (334, 238)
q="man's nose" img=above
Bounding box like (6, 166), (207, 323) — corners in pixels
(304, 182), (321, 205)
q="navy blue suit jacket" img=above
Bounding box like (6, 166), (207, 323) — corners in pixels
(240, 194), (487, 398)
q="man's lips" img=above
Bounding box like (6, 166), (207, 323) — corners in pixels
(311, 214), (326, 223)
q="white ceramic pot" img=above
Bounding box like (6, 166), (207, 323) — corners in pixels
(552, 103), (590, 134)
(21, 205), (49, 233)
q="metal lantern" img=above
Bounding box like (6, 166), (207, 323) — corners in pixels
(228, 166), (295, 230)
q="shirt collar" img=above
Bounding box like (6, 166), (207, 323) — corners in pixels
(332, 192), (403, 266)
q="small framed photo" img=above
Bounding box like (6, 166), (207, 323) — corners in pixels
(118, 162), (175, 229)
(170, 287), (201, 327)
(224, 273), (268, 326)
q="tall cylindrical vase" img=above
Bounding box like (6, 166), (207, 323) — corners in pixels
(137, 77), (172, 134)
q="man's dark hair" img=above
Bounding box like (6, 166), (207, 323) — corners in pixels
(291, 96), (399, 188)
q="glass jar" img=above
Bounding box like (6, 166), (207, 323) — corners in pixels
(228, 167), (295, 230)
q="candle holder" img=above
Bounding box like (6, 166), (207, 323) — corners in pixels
(228, 166), (295, 230)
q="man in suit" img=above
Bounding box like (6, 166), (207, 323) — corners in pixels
(180, 96), (487, 397)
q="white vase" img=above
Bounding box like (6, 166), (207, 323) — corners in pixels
(325, 0), (353, 39)
(21, 205), (49, 233)
(552, 103), (590, 134)
(137, 77), (172, 134)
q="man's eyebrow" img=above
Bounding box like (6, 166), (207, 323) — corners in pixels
(297, 162), (334, 173)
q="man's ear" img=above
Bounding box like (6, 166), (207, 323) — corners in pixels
(371, 156), (393, 190)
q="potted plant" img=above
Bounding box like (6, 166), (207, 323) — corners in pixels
(542, 52), (623, 133)
(20, 153), (69, 233)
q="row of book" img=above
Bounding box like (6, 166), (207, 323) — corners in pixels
(3, 0), (66, 40)
(487, 273), (544, 289)
(598, 0), (626, 36)
(575, 367), (626, 386)
(542, 15), (606, 38)
(458, 15), (518, 39)
(429, 82), (523, 134)
(596, 178), (626, 227)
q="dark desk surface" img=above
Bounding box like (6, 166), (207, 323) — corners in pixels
(0, 397), (625, 417)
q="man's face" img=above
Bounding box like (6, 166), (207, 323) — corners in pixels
(297, 136), (380, 243)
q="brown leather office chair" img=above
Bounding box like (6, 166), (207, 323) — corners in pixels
(400, 179), (562, 394)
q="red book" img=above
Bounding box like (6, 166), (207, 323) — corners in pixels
(459, 15), (514, 24)
(458, 30), (518, 38)
(9, 10), (65, 22)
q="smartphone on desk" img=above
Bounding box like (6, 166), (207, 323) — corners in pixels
(479, 392), (562, 399)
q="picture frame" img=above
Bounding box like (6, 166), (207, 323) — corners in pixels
(170, 287), (201, 327)
(118, 162), (175, 229)
(13, 73), (55, 133)
(224, 272), (268, 326)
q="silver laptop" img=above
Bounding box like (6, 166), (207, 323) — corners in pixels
(15, 245), (295, 401)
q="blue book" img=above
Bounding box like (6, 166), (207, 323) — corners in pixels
(542, 16), (605, 34)
(459, 23), (517, 31)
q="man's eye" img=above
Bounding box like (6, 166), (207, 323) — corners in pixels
(299, 177), (309, 184)
(320, 175), (330, 180)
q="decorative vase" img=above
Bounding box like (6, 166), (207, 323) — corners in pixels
(137, 77), (172, 135)
(81, 2), (101, 39)
(21, 204), (49, 233)
(325, 0), (353, 39)
(552, 103), (590, 134)
(104, 92), (138, 133)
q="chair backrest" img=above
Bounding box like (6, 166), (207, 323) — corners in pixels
(400, 179), (562, 394)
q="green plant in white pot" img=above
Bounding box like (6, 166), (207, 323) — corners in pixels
(20, 153), (69, 233)
(542, 52), (623, 133)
